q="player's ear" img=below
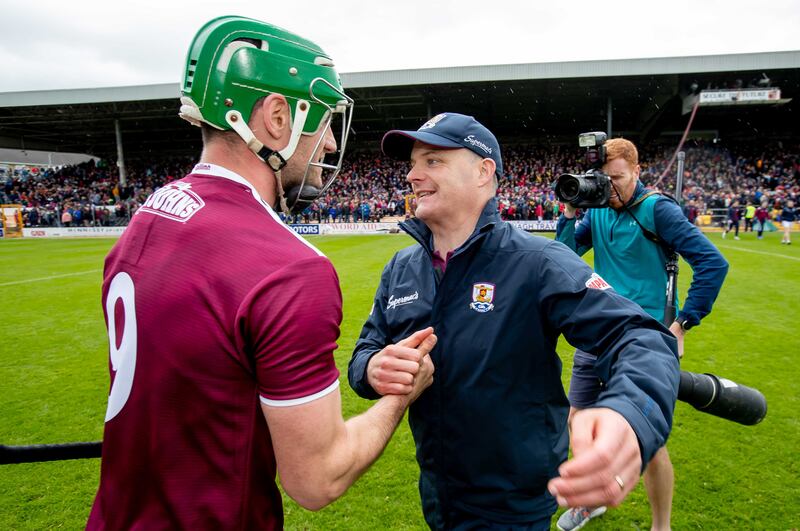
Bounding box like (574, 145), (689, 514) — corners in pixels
(258, 94), (291, 143)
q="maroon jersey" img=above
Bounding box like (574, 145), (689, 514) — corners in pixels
(87, 164), (341, 530)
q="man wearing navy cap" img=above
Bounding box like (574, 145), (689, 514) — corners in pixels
(348, 113), (681, 529)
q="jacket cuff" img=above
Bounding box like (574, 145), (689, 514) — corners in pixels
(676, 311), (700, 329)
(591, 396), (667, 471)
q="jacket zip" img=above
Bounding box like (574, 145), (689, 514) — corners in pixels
(398, 216), (496, 525)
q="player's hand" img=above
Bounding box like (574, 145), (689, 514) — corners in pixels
(408, 348), (435, 404)
(563, 204), (577, 218)
(367, 327), (437, 396)
(547, 407), (641, 508)
(668, 321), (685, 359)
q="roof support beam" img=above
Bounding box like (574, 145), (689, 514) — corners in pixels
(115, 119), (127, 187)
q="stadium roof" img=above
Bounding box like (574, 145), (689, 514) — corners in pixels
(1, 51), (798, 159)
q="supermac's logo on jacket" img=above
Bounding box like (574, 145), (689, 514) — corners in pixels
(139, 182), (205, 223)
(387, 291), (419, 310)
(469, 282), (495, 313)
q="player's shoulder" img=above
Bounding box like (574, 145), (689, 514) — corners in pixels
(237, 222), (330, 280)
(182, 172), (262, 214)
(260, 253), (339, 295)
(182, 172), (326, 257)
(161, 175), (329, 267)
(134, 172), (258, 228)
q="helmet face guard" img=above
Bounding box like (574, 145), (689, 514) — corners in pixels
(179, 16), (353, 213)
(284, 77), (354, 214)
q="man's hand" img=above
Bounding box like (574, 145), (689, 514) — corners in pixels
(367, 327), (437, 397)
(563, 203), (577, 218)
(264, 329), (435, 510)
(547, 408), (642, 509)
(668, 321), (685, 359)
(407, 346), (435, 404)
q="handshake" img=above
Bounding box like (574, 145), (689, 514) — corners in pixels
(364, 326), (645, 509)
(367, 327), (437, 404)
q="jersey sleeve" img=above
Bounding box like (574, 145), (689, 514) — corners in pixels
(236, 256), (342, 406)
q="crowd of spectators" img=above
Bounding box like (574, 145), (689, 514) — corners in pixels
(2, 139), (797, 228)
(285, 153), (410, 223)
(639, 139), (800, 222)
(0, 157), (191, 228)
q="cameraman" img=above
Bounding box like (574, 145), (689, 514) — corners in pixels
(555, 138), (728, 531)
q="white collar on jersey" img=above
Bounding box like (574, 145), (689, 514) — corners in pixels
(190, 162), (271, 206)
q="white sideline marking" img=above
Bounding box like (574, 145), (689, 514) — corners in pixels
(0, 269), (103, 287)
(716, 245), (800, 262)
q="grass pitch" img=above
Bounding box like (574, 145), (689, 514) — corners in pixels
(0, 231), (798, 529)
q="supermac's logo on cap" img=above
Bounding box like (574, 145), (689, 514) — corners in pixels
(419, 113), (447, 130)
(463, 134), (492, 155)
(139, 182), (205, 223)
(585, 272), (611, 290)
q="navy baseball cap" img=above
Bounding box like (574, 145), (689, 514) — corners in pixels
(381, 113), (503, 177)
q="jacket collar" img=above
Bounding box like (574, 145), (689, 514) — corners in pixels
(400, 197), (502, 255)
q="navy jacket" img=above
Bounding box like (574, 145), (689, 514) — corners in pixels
(349, 198), (680, 524)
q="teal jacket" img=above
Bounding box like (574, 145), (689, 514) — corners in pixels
(556, 182), (728, 327)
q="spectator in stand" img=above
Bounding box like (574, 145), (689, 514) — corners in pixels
(61, 208), (72, 227)
(27, 207), (40, 227)
(73, 206), (83, 226)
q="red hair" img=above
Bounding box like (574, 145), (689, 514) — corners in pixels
(605, 138), (638, 167)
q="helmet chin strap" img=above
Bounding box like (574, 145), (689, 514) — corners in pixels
(224, 101), (311, 213)
(272, 168), (291, 214)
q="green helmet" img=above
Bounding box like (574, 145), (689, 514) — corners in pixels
(179, 16), (353, 191)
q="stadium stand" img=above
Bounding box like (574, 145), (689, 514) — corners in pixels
(2, 139), (797, 228)
(2, 51), (798, 230)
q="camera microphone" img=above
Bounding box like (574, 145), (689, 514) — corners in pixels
(677, 370), (767, 426)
